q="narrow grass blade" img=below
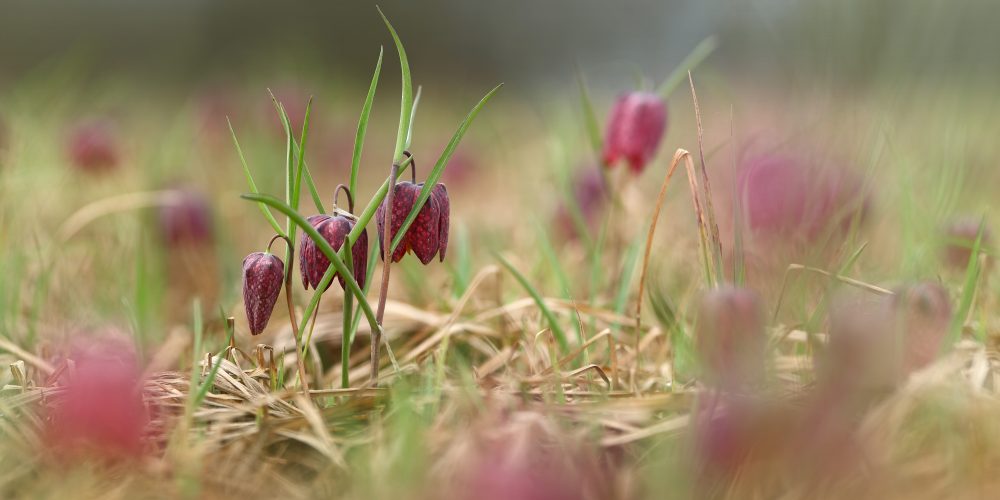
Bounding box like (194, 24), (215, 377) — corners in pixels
(193, 319), (236, 407)
(948, 219), (985, 346)
(535, 223), (583, 347)
(378, 6), (413, 163)
(390, 84), (503, 254)
(657, 36), (719, 99)
(228, 118), (284, 237)
(495, 252), (569, 353)
(351, 47), (385, 196)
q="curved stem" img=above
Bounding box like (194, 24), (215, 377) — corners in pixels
(403, 150), (416, 183)
(268, 233), (311, 395)
(333, 184), (355, 214)
(266, 233), (288, 253)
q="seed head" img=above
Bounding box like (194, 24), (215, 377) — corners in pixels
(602, 91), (667, 174)
(242, 251), (284, 335)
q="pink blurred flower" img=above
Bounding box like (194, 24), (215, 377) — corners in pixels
(942, 217), (992, 270)
(66, 119), (120, 173)
(738, 153), (868, 244)
(45, 335), (148, 460)
(694, 285), (767, 391)
(602, 91), (667, 174)
(159, 187), (214, 248)
(553, 166), (609, 240)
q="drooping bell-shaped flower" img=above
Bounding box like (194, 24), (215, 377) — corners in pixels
(159, 187), (214, 247)
(67, 118), (120, 173)
(242, 251), (284, 335)
(694, 285), (767, 390)
(300, 214), (331, 289)
(46, 334), (148, 460)
(301, 214), (369, 291)
(376, 181), (450, 264)
(553, 166), (608, 240)
(601, 91), (667, 174)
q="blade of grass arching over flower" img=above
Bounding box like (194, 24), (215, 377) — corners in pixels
(495, 252), (569, 353)
(575, 65), (603, 159)
(390, 84), (503, 254)
(241, 193), (381, 336)
(378, 6), (413, 163)
(656, 36), (719, 99)
(948, 220), (985, 346)
(351, 47), (384, 196)
(228, 119), (285, 237)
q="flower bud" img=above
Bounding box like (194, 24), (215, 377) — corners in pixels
(601, 91), (667, 174)
(694, 286), (767, 390)
(242, 251), (284, 335)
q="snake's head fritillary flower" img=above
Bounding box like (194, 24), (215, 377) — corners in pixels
(602, 91), (667, 174)
(242, 251), (284, 335)
(302, 214), (368, 291)
(376, 181), (450, 264)
(300, 214), (331, 289)
(46, 335), (148, 460)
(159, 188), (213, 247)
(67, 118), (120, 173)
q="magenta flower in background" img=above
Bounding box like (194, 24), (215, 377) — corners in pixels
(694, 285), (767, 391)
(242, 251), (285, 335)
(159, 187), (214, 247)
(553, 166), (608, 240)
(46, 335), (148, 460)
(66, 118), (120, 173)
(602, 91), (667, 174)
(737, 153), (868, 243)
(942, 217), (992, 270)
